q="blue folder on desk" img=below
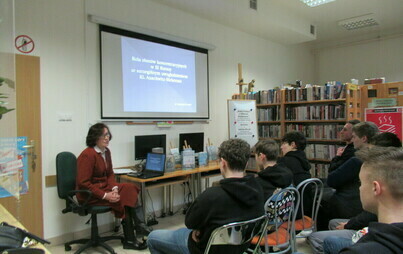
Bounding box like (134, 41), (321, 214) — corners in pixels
(137, 153), (166, 179)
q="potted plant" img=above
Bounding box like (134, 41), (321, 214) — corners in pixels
(0, 76), (15, 119)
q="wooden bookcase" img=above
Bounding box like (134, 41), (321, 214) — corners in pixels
(359, 82), (403, 119)
(256, 84), (361, 177)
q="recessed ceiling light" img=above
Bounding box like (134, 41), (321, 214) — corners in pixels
(338, 14), (379, 30)
(300, 0), (336, 7)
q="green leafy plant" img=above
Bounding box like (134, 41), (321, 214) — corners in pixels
(0, 76), (15, 117)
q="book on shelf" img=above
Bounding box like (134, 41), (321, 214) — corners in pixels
(258, 124), (281, 138)
(284, 83), (346, 102)
(310, 163), (329, 178)
(285, 104), (346, 120)
(286, 124), (343, 140)
(257, 106), (281, 121)
(256, 88), (281, 104)
(306, 143), (339, 160)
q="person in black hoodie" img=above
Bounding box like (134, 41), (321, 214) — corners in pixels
(254, 139), (293, 200)
(147, 139), (265, 254)
(277, 131), (311, 186)
(331, 147), (403, 253)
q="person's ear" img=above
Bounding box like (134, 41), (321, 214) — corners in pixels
(291, 141), (297, 149)
(373, 181), (382, 196)
(362, 135), (368, 143)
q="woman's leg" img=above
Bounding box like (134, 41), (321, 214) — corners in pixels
(147, 228), (191, 254)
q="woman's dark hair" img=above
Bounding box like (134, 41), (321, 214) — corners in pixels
(86, 123), (112, 147)
(281, 131), (307, 151)
(371, 132), (402, 147)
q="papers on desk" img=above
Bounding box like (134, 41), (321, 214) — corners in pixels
(113, 168), (134, 175)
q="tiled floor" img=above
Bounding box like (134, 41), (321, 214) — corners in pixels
(47, 213), (314, 253)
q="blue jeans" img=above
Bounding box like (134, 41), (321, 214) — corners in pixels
(147, 228), (192, 254)
(323, 236), (353, 254)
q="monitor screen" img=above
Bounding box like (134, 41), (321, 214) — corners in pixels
(135, 134), (166, 160)
(179, 132), (204, 153)
(145, 153), (166, 172)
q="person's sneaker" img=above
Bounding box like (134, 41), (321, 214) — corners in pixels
(123, 239), (147, 250)
(135, 223), (152, 236)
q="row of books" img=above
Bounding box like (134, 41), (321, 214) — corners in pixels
(231, 92), (257, 100)
(310, 163), (330, 178)
(306, 143), (338, 160)
(255, 89), (281, 104)
(258, 124), (281, 138)
(285, 124), (343, 140)
(284, 83), (346, 102)
(257, 106), (281, 121)
(285, 104), (346, 120)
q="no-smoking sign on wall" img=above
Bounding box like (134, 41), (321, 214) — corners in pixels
(15, 35), (35, 54)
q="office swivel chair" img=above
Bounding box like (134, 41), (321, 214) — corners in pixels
(56, 151), (123, 254)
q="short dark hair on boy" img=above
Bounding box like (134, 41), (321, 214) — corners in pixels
(356, 146), (403, 200)
(86, 123), (112, 147)
(348, 119), (360, 126)
(254, 139), (279, 161)
(371, 132), (402, 147)
(218, 139), (250, 172)
(352, 122), (379, 143)
(281, 131), (307, 151)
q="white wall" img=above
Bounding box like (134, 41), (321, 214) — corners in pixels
(15, 0), (315, 239)
(315, 36), (403, 84)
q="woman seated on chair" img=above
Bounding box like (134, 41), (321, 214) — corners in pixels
(76, 123), (149, 250)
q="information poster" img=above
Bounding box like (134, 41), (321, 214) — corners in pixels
(365, 107), (403, 141)
(228, 100), (258, 147)
(0, 136), (28, 199)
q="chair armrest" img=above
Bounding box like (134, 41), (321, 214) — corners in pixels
(62, 190), (93, 215)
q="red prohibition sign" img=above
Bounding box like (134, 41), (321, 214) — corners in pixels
(15, 35), (35, 54)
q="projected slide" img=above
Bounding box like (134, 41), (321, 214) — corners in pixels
(121, 37), (196, 113)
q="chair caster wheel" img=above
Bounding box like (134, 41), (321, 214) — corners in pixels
(65, 244), (72, 251)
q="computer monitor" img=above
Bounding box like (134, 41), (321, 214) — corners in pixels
(179, 132), (204, 153)
(134, 134), (166, 160)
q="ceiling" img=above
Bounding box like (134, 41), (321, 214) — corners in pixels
(150, 0), (403, 47)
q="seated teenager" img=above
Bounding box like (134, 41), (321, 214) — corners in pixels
(277, 131), (311, 186)
(327, 146), (403, 253)
(254, 139), (293, 200)
(308, 132), (401, 254)
(147, 138), (265, 254)
(317, 122), (379, 230)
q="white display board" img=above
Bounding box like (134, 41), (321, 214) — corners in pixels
(227, 100), (258, 148)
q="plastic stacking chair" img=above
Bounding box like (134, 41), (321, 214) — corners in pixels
(294, 178), (324, 238)
(204, 214), (267, 254)
(56, 152), (123, 254)
(250, 187), (300, 254)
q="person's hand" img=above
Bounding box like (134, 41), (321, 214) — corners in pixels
(191, 230), (201, 242)
(336, 222), (347, 230)
(336, 147), (345, 156)
(105, 192), (120, 203)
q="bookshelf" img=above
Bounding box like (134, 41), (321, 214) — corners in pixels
(256, 83), (361, 178)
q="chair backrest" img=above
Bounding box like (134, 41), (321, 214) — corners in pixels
(56, 151), (77, 199)
(204, 214), (267, 254)
(257, 187), (300, 254)
(296, 178), (323, 232)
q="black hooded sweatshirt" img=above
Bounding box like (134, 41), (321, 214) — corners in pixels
(255, 163), (293, 200)
(277, 150), (311, 186)
(340, 222), (403, 253)
(185, 174), (265, 254)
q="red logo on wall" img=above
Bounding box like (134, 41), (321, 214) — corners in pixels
(365, 107), (403, 141)
(15, 35), (35, 54)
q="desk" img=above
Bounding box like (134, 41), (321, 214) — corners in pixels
(0, 204), (51, 253)
(118, 162), (220, 222)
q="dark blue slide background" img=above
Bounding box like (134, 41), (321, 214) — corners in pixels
(121, 37), (196, 113)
